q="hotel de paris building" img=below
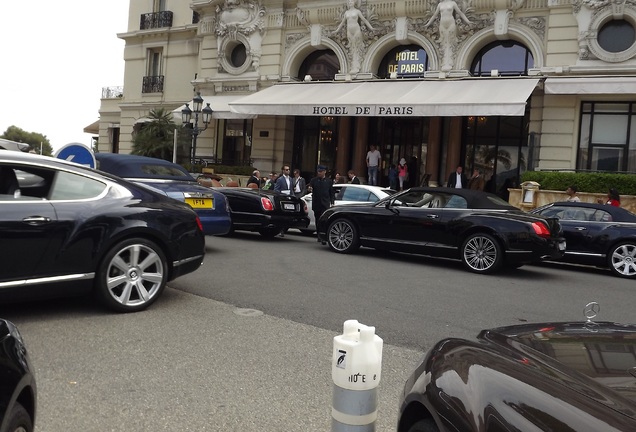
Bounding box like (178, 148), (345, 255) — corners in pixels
(96, 0), (636, 191)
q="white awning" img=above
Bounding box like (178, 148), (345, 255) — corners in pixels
(229, 78), (540, 117)
(83, 120), (99, 134)
(173, 95), (257, 119)
(544, 77), (636, 94)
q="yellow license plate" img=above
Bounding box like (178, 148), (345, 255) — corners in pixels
(185, 198), (214, 209)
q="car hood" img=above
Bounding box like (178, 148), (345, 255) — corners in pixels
(481, 321), (636, 404)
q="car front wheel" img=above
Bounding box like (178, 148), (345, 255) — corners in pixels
(461, 233), (503, 274)
(96, 238), (168, 312)
(4, 402), (33, 432)
(608, 242), (636, 279)
(327, 219), (360, 254)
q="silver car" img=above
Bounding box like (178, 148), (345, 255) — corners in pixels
(0, 138), (30, 152)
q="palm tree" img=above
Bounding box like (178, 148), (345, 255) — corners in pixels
(131, 108), (178, 160)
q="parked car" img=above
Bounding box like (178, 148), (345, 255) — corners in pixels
(397, 308), (636, 432)
(0, 319), (36, 432)
(316, 187), (565, 274)
(530, 201), (636, 279)
(0, 138), (30, 153)
(94, 153), (232, 236)
(0, 151), (205, 312)
(213, 187), (310, 237)
(300, 183), (396, 234)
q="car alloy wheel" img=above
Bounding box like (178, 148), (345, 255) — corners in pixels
(461, 233), (502, 274)
(328, 218), (360, 253)
(96, 238), (168, 312)
(608, 242), (636, 279)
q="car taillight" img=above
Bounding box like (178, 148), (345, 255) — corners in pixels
(303, 202), (308, 214)
(195, 216), (204, 232)
(531, 221), (551, 238)
(261, 197), (274, 211)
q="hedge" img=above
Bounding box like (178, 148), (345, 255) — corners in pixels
(520, 171), (636, 195)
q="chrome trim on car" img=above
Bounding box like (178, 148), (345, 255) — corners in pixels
(565, 251), (605, 258)
(173, 255), (204, 267)
(0, 273), (95, 289)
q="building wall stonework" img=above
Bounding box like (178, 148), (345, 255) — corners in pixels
(100, 0), (636, 177)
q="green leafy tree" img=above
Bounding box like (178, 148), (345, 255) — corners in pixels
(1, 125), (53, 155)
(131, 108), (181, 160)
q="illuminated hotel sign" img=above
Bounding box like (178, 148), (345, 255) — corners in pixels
(387, 48), (427, 77)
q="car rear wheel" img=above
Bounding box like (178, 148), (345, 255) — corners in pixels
(407, 418), (439, 432)
(461, 233), (503, 274)
(96, 238), (168, 312)
(328, 218), (360, 254)
(4, 402), (33, 432)
(608, 242), (636, 279)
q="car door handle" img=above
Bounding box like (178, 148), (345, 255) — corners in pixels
(22, 216), (52, 225)
(574, 226), (587, 231)
(426, 214), (439, 219)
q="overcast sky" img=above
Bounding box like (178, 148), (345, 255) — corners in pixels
(0, 1), (129, 151)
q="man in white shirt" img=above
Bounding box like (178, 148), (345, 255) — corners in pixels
(366, 145), (382, 185)
(565, 185), (580, 202)
(446, 165), (467, 189)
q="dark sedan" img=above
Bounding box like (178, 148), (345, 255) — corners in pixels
(214, 187), (309, 237)
(0, 152), (205, 312)
(398, 312), (636, 431)
(0, 319), (36, 432)
(317, 187), (565, 274)
(531, 201), (636, 278)
(94, 153), (232, 236)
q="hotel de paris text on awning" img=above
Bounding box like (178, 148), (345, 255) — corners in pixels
(229, 78), (541, 118)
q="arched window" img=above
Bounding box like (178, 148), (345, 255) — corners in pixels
(470, 41), (533, 76)
(297, 50), (340, 81)
(378, 45), (429, 78)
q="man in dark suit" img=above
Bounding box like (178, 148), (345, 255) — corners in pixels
(274, 164), (294, 195)
(247, 169), (262, 187)
(308, 165), (335, 242)
(447, 165), (467, 189)
(347, 170), (361, 184)
(292, 168), (306, 197)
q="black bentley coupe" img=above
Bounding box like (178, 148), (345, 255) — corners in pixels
(397, 305), (636, 432)
(531, 201), (636, 278)
(0, 151), (205, 312)
(316, 187), (565, 274)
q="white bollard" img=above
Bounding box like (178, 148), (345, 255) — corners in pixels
(332, 320), (383, 432)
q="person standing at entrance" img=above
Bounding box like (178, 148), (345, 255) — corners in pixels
(366, 144), (381, 185)
(292, 168), (306, 197)
(397, 158), (409, 191)
(308, 165), (335, 241)
(348, 170), (360, 184)
(274, 165), (293, 195)
(447, 165), (467, 188)
(468, 168), (485, 191)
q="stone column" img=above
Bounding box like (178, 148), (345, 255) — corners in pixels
(446, 117), (463, 177)
(353, 117), (369, 182)
(336, 117), (351, 176)
(426, 117), (441, 186)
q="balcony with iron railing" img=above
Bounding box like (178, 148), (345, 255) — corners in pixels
(140, 11), (173, 30)
(142, 76), (164, 93)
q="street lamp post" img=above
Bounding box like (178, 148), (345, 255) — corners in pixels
(181, 91), (214, 165)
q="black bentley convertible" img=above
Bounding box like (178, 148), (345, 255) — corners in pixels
(531, 201), (636, 278)
(316, 187), (565, 274)
(398, 307), (636, 432)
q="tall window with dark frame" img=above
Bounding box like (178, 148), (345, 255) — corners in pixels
(577, 102), (636, 173)
(470, 40), (534, 76)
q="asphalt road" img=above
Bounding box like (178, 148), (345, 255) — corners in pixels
(3, 231), (634, 431)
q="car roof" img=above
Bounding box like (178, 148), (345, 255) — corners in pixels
(536, 201), (636, 221)
(406, 187), (518, 210)
(94, 153), (195, 181)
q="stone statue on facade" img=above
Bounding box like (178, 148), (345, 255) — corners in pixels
(333, 0), (375, 74)
(425, 0), (472, 72)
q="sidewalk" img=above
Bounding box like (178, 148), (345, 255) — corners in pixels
(14, 288), (423, 431)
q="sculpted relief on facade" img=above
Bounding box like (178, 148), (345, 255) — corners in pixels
(285, 0), (546, 76)
(212, 0), (267, 74)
